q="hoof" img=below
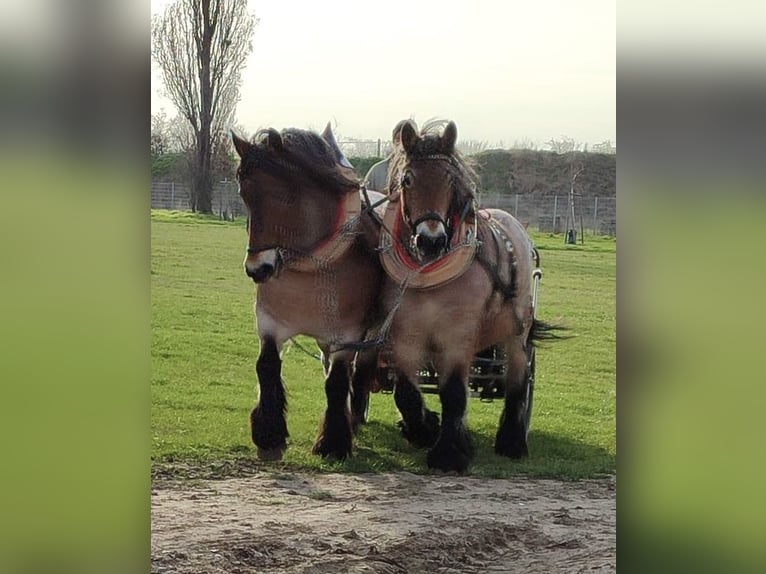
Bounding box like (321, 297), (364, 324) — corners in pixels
(313, 411), (353, 460)
(250, 406), (288, 455)
(312, 439), (352, 461)
(426, 440), (473, 473)
(398, 410), (440, 448)
(494, 439), (529, 459)
(426, 426), (474, 473)
(494, 426), (529, 459)
(257, 444), (286, 461)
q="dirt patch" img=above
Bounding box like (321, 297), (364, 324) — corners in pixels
(152, 472), (615, 573)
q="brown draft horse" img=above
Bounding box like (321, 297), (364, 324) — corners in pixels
(379, 119), (556, 473)
(232, 124), (383, 461)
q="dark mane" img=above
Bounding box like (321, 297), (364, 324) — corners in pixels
(389, 119), (480, 203)
(237, 128), (359, 194)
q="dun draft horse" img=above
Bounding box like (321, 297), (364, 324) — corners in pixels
(232, 124), (384, 461)
(378, 119), (557, 473)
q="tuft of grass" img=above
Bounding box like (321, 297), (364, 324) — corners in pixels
(151, 210), (615, 480)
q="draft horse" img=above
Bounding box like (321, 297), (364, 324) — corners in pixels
(379, 119), (554, 473)
(232, 124), (383, 461)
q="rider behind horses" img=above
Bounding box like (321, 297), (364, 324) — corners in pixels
(363, 119), (409, 194)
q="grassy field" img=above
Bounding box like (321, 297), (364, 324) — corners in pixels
(151, 209), (615, 480)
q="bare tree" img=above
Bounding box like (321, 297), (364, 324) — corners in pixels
(591, 140), (616, 154)
(151, 111), (171, 158)
(546, 136), (579, 154)
(511, 137), (538, 151)
(152, 0), (257, 213)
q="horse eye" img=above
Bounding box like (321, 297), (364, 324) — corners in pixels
(401, 172), (413, 188)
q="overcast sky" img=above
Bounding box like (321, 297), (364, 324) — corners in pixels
(151, 0), (615, 147)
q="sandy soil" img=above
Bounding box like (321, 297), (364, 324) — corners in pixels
(151, 471), (615, 573)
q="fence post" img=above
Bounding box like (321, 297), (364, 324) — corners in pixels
(377, 139), (381, 157)
(171, 182), (175, 209)
(552, 195), (558, 233)
(514, 193), (519, 217)
(593, 196), (599, 235)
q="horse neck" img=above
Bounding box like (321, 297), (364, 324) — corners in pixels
(315, 166), (360, 238)
(298, 185), (362, 263)
(295, 186), (343, 242)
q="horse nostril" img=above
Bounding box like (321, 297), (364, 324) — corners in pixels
(415, 232), (448, 257)
(245, 263), (275, 283)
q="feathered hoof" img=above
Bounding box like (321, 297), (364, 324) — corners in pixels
(312, 437), (352, 461)
(250, 406), (288, 456)
(494, 429), (529, 459)
(257, 444), (286, 461)
(426, 431), (474, 473)
(398, 410), (440, 448)
(312, 411), (353, 461)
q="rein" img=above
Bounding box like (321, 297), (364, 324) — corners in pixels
(360, 183), (389, 228)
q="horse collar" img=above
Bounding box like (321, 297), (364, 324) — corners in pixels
(379, 199), (478, 290)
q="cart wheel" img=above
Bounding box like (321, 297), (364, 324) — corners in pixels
(524, 345), (536, 437)
(362, 391), (370, 424)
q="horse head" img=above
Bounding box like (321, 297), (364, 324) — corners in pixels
(233, 124), (358, 283)
(392, 119), (476, 263)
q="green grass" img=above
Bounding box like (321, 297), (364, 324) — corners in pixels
(151, 211), (615, 480)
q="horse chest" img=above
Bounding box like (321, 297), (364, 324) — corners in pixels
(256, 260), (378, 341)
(389, 275), (489, 340)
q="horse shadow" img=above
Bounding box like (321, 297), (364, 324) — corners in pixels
(347, 419), (614, 479)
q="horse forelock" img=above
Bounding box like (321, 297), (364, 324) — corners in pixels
(237, 128), (359, 194)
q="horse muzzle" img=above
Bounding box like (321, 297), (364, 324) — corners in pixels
(414, 219), (448, 261)
(244, 248), (281, 283)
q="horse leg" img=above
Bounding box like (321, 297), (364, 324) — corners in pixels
(494, 342), (530, 458)
(394, 372), (440, 448)
(350, 348), (376, 432)
(251, 336), (289, 460)
(312, 353), (354, 460)
(427, 366), (474, 472)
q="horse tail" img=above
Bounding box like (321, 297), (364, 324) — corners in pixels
(528, 318), (570, 346)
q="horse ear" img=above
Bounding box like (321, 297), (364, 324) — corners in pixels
(231, 131), (251, 159)
(321, 121), (354, 169)
(266, 128), (283, 151)
(321, 121), (334, 144)
(400, 120), (419, 154)
(441, 121), (458, 153)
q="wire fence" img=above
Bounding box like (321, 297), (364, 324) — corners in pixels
(338, 140), (388, 158)
(151, 180), (245, 220)
(478, 192), (616, 236)
(151, 180), (616, 236)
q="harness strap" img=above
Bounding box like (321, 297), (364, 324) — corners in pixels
(282, 190), (361, 272)
(475, 211), (517, 301)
